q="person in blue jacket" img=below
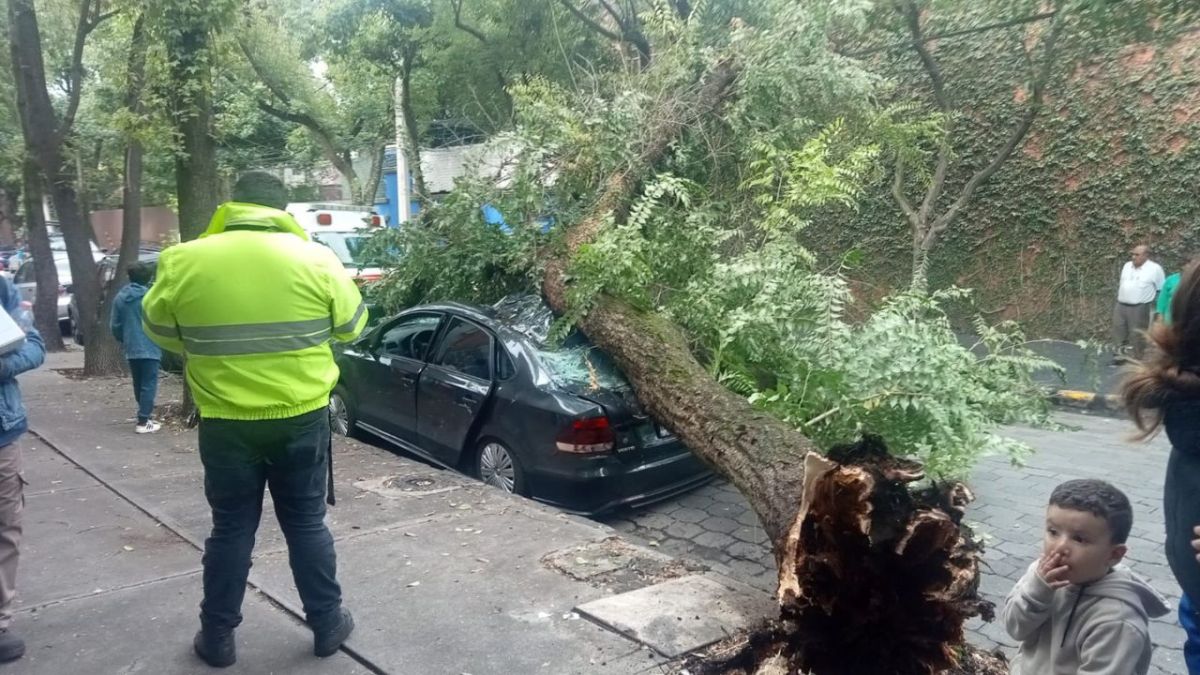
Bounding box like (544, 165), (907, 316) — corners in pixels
(0, 275), (46, 663)
(110, 262), (162, 433)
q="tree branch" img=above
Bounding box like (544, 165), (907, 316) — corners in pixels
(897, 0), (953, 224)
(450, 0), (489, 43)
(900, 1), (946, 112)
(925, 11), (1065, 245)
(846, 10), (1059, 58)
(557, 0), (624, 44)
(891, 158), (920, 232)
(62, 0), (98, 135)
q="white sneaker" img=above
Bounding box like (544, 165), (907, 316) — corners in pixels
(135, 420), (161, 434)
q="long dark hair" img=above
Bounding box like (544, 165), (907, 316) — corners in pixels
(1121, 260), (1200, 438)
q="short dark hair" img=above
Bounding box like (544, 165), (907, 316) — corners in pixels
(1049, 479), (1133, 544)
(231, 171), (288, 210)
(127, 261), (154, 286)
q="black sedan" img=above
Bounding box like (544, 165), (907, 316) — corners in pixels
(330, 296), (715, 514)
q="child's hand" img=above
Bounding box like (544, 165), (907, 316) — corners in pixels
(1192, 525), (1200, 563)
(1037, 550), (1071, 589)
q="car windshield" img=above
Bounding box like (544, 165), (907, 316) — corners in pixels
(311, 232), (372, 267)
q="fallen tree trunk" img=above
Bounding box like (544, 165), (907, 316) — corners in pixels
(541, 58), (1002, 675)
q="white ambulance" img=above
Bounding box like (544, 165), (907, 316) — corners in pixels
(285, 202), (386, 285)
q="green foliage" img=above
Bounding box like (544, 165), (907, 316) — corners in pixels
(369, 2), (1062, 477)
(808, 1), (1200, 339)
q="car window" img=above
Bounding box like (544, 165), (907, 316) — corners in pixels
(433, 318), (493, 381)
(13, 264), (31, 284)
(496, 345), (516, 380)
(311, 232), (372, 267)
(378, 314), (441, 361)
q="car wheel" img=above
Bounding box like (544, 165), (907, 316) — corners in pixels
(476, 439), (527, 496)
(329, 387), (356, 437)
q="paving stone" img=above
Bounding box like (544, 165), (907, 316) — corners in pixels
(693, 531), (735, 550)
(699, 516), (740, 535)
(727, 542), (769, 561)
(665, 521), (704, 540)
(672, 507), (709, 524)
(731, 525), (768, 545)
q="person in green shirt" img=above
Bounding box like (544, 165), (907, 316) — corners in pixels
(1158, 259), (1200, 325)
(1159, 272), (1181, 325)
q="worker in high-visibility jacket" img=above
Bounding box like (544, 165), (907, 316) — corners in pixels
(143, 172), (366, 667)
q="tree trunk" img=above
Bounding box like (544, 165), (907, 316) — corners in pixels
(359, 143), (387, 207)
(398, 56), (428, 207)
(0, 185), (19, 247)
(21, 160), (64, 351)
(82, 15), (150, 378)
(542, 59), (998, 675)
(168, 26), (222, 242)
(7, 0), (101, 355)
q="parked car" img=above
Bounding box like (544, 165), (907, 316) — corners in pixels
(330, 295), (715, 514)
(13, 255), (75, 334)
(69, 249), (159, 345)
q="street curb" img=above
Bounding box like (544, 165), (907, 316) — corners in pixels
(1050, 389), (1123, 417)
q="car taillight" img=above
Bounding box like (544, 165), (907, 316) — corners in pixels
(317, 213), (332, 225)
(555, 416), (615, 454)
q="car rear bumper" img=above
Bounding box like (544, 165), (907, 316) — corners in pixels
(525, 447), (716, 516)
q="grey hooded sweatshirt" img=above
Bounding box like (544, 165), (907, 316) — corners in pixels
(1002, 562), (1170, 674)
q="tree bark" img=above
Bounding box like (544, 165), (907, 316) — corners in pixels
(82, 15), (149, 378)
(0, 185), (18, 247)
(7, 0), (106, 361)
(542, 58), (997, 674)
(360, 143), (387, 207)
(168, 25), (222, 242)
(398, 54), (428, 207)
(20, 160), (64, 351)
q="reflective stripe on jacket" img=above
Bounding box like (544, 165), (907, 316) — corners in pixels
(142, 202), (367, 420)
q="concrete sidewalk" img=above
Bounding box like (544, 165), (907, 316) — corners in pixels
(10, 351), (771, 674)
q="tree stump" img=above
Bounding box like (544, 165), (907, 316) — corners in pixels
(683, 437), (1007, 675)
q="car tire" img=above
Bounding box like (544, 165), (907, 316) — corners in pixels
(329, 386), (357, 438)
(475, 438), (528, 497)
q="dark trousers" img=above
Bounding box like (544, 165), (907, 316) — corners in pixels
(197, 408), (341, 633)
(128, 359), (159, 424)
(1182, 594), (1200, 674)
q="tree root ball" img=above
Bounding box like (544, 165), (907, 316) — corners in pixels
(684, 436), (1006, 675)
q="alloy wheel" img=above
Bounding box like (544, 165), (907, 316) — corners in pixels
(329, 394), (350, 436)
(479, 442), (516, 493)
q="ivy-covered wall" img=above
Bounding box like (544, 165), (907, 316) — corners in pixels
(810, 27), (1200, 339)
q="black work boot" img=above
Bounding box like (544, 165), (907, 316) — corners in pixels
(0, 629), (25, 662)
(313, 608), (354, 657)
(193, 627), (236, 668)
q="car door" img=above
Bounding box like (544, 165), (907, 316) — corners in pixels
(12, 263), (34, 304)
(355, 313), (443, 442)
(417, 317), (494, 467)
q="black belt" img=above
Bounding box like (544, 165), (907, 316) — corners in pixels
(1118, 301), (1151, 307)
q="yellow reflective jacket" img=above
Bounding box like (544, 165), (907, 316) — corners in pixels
(142, 202), (367, 420)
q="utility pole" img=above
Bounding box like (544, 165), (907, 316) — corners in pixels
(393, 75), (411, 224)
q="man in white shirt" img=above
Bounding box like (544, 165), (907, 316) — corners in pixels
(1113, 244), (1165, 361)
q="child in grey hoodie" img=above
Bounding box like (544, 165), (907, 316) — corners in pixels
(1002, 479), (1169, 674)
